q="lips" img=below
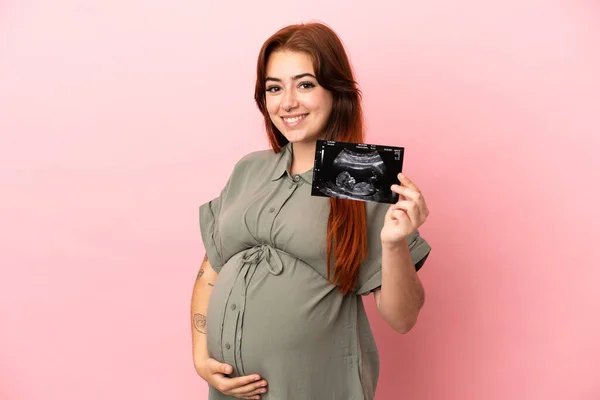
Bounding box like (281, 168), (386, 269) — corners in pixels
(281, 114), (308, 126)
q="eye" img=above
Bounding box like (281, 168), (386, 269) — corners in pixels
(266, 86), (281, 93)
(299, 81), (315, 89)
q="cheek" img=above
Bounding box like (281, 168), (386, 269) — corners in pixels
(265, 97), (279, 117)
(306, 93), (333, 116)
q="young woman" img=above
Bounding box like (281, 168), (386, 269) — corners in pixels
(191, 22), (431, 400)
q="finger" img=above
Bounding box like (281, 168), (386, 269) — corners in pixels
(391, 200), (420, 222)
(221, 375), (265, 394)
(244, 387), (268, 396)
(389, 200), (414, 211)
(397, 174), (429, 213)
(397, 173), (420, 191)
(207, 359), (233, 375)
(391, 209), (410, 222)
(238, 385), (268, 397)
(391, 184), (421, 202)
(392, 185), (429, 218)
(228, 379), (267, 395)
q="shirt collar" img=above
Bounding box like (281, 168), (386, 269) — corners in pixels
(270, 143), (314, 184)
(271, 143), (291, 181)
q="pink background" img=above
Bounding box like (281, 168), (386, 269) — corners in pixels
(1, 1), (599, 399)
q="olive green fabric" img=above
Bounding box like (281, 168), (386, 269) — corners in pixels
(199, 143), (431, 400)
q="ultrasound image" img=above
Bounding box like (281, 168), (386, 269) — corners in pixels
(311, 141), (404, 204)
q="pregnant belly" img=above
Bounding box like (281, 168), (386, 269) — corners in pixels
(205, 250), (352, 378)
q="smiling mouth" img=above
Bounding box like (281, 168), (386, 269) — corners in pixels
(282, 114), (308, 125)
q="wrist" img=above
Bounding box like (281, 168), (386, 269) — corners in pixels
(381, 237), (409, 253)
(194, 354), (211, 375)
(194, 361), (206, 377)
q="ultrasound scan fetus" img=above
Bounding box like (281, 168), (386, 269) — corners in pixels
(312, 141), (404, 204)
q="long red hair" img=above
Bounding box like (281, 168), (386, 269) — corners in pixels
(254, 22), (368, 295)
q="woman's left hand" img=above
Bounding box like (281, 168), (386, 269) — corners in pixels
(380, 173), (430, 245)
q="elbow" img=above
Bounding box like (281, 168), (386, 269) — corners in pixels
(377, 289), (425, 334)
(381, 304), (423, 334)
(378, 304), (422, 334)
(389, 316), (418, 334)
(378, 308), (420, 334)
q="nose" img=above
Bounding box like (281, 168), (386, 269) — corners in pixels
(281, 87), (298, 112)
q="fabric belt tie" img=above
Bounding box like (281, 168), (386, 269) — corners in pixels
(241, 244), (284, 275)
(223, 244), (286, 377)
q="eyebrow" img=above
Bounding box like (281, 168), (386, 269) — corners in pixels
(265, 73), (316, 82)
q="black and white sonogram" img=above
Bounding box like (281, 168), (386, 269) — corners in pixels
(311, 140), (404, 204)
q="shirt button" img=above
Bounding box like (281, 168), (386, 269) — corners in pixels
(269, 207), (275, 213)
(231, 304), (237, 310)
(225, 343), (231, 349)
(293, 175), (300, 182)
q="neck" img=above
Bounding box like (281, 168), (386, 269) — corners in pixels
(289, 141), (317, 175)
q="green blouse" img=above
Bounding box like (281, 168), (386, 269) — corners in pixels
(199, 143), (431, 399)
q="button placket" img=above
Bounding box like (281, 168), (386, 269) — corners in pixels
(266, 190), (282, 237)
(221, 261), (250, 375)
(233, 261), (259, 377)
(269, 177), (298, 243)
(218, 267), (239, 366)
(225, 290), (241, 374)
(224, 246), (287, 377)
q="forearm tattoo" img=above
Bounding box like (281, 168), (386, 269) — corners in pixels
(194, 313), (207, 334)
(196, 254), (209, 280)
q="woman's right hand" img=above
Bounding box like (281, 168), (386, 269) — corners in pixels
(197, 358), (268, 400)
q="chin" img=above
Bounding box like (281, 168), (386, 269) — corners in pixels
(280, 130), (321, 145)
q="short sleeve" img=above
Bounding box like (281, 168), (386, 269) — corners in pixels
(199, 177), (232, 274)
(355, 202), (432, 296)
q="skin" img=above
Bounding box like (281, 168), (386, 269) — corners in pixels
(265, 50), (429, 332)
(191, 255), (267, 400)
(375, 174), (429, 333)
(264, 50), (333, 175)
(191, 49), (429, 399)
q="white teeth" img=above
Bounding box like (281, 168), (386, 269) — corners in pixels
(283, 115), (306, 123)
